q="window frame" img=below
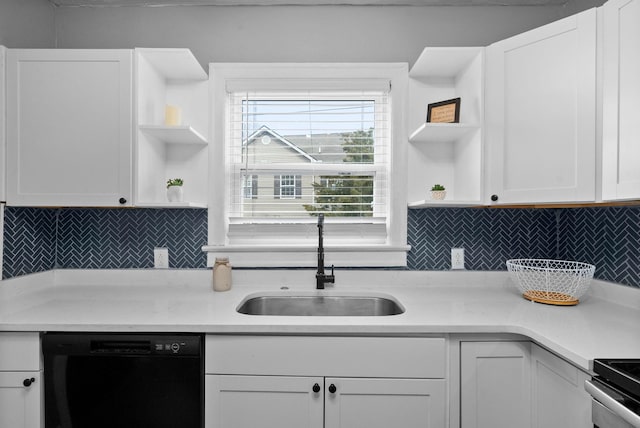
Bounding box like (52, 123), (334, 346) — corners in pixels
(276, 174), (301, 200)
(205, 63), (409, 268)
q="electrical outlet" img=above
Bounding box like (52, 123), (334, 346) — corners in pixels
(154, 247), (169, 269)
(451, 248), (465, 270)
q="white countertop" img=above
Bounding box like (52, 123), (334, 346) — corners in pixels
(1, 268), (639, 371)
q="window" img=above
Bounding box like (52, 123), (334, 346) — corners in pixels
(206, 63), (409, 267)
(276, 175), (301, 200)
(229, 95), (385, 219)
(242, 175), (257, 199)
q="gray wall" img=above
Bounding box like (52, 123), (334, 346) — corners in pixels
(0, 1), (604, 66)
(52, 4), (576, 67)
(0, 0), (55, 48)
(564, 0), (606, 15)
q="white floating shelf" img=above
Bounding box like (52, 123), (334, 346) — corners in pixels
(409, 199), (483, 208)
(409, 123), (480, 144)
(135, 201), (207, 209)
(139, 125), (208, 145)
(410, 47), (483, 80)
(136, 48), (207, 81)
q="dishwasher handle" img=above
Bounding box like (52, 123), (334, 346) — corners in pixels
(585, 380), (640, 428)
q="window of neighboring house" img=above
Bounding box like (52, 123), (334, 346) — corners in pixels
(276, 175), (301, 200)
(206, 63), (409, 267)
(242, 174), (258, 199)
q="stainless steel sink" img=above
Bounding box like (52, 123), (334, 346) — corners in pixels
(237, 293), (404, 316)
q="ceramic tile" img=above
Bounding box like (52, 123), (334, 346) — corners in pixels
(3, 206), (639, 288)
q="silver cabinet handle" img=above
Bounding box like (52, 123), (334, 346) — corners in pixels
(585, 380), (640, 428)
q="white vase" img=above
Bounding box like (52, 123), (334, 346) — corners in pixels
(167, 185), (184, 202)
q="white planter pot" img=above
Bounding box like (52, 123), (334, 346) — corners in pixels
(167, 185), (184, 203)
(430, 190), (446, 200)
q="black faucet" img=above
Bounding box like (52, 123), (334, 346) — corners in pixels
(316, 214), (335, 289)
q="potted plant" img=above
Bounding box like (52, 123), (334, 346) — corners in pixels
(166, 178), (184, 202)
(430, 184), (446, 200)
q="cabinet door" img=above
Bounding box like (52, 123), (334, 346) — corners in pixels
(6, 49), (132, 206)
(460, 341), (531, 428)
(324, 378), (446, 428)
(0, 372), (41, 428)
(0, 46), (6, 202)
(601, 0), (640, 200)
(531, 344), (591, 428)
(485, 9), (596, 204)
(205, 375), (323, 428)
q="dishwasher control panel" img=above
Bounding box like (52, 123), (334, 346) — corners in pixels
(43, 333), (202, 357)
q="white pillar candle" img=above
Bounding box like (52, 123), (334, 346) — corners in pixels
(164, 105), (181, 126)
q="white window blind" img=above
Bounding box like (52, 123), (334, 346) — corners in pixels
(227, 88), (390, 223)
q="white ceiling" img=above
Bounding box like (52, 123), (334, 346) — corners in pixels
(49, 0), (570, 6)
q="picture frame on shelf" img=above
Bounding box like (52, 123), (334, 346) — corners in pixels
(426, 98), (461, 123)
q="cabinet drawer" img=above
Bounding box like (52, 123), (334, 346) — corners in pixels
(0, 333), (40, 371)
(206, 335), (446, 378)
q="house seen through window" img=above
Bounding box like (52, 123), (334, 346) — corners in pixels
(229, 96), (388, 220)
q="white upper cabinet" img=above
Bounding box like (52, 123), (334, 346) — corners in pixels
(6, 49), (133, 207)
(134, 48), (208, 208)
(408, 47), (484, 207)
(485, 9), (597, 205)
(0, 46), (6, 202)
(601, 0), (640, 201)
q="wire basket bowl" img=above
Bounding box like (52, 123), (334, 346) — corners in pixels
(506, 259), (596, 306)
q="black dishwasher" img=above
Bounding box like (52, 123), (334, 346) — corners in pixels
(43, 332), (203, 428)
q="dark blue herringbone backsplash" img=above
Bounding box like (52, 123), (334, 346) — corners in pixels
(408, 206), (640, 288)
(557, 206), (640, 288)
(3, 207), (57, 278)
(407, 208), (558, 271)
(3, 207), (207, 279)
(3, 206), (640, 287)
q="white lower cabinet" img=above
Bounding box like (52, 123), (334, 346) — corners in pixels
(207, 375), (445, 428)
(459, 340), (591, 428)
(206, 375), (323, 428)
(325, 377), (446, 428)
(531, 344), (591, 428)
(460, 341), (532, 428)
(0, 372), (42, 428)
(205, 335), (447, 428)
(0, 333), (42, 428)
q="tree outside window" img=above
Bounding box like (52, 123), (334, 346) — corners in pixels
(303, 129), (374, 217)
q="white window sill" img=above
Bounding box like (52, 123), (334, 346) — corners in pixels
(202, 245), (410, 268)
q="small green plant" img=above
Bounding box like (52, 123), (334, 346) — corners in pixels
(431, 184), (445, 191)
(166, 178), (184, 188)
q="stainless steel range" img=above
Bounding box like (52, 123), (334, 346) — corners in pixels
(585, 359), (640, 428)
